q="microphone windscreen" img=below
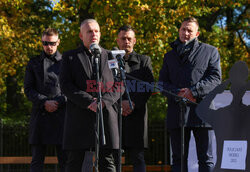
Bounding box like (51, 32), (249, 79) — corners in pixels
(90, 43), (102, 54)
(111, 49), (126, 59)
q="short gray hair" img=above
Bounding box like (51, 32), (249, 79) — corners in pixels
(80, 19), (99, 31)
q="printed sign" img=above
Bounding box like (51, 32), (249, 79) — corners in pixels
(221, 140), (247, 170)
(108, 59), (118, 69)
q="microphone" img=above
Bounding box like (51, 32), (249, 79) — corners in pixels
(111, 47), (126, 69)
(90, 43), (102, 55)
(111, 47), (126, 60)
(108, 58), (119, 80)
(108, 59), (119, 69)
(108, 47), (120, 79)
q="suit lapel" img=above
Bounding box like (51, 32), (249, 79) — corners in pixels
(77, 51), (92, 79)
(187, 39), (199, 63)
(99, 49), (107, 80)
(76, 46), (107, 80)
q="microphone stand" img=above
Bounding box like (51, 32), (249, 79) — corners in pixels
(94, 54), (106, 172)
(125, 74), (197, 172)
(178, 98), (187, 172)
(116, 55), (133, 172)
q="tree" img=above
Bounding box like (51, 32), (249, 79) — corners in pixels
(87, 0), (249, 121)
(0, 0), (249, 124)
(198, 0), (249, 78)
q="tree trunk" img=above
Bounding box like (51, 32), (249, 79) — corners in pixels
(6, 76), (20, 116)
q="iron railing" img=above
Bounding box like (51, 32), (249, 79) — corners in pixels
(0, 121), (170, 172)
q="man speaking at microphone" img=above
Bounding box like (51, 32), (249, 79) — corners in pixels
(116, 25), (154, 172)
(59, 19), (123, 172)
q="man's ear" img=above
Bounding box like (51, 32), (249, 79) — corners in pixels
(196, 31), (200, 37)
(79, 32), (83, 40)
(133, 37), (136, 45)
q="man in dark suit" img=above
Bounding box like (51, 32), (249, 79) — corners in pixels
(59, 19), (123, 172)
(24, 28), (67, 172)
(159, 17), (221, 172)
(116, 25), (154, 172)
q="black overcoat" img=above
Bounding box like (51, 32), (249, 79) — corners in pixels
(60, 45), (123, 150)
(159, 39), (221, 129)
(24, 51), (66, 144)
(122, 51), (154, 148)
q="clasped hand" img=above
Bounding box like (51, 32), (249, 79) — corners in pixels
(44, 100), (59, 113)
(177, 88), (196, 103)
(88, 98), (105, 113)
(122, 100), (135, 116)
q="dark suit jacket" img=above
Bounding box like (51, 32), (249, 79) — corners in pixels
(24, 51), (66, 144)
(60, 45), (123, 150)
(159, 39), (221, 129)
(122, 51), (154, 148)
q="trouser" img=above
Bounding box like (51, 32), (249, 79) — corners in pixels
(127, 148), (146, 172)
(30, 144), (67, 172)
(65, 148), (118, 172)
(169, 127), (214, 172)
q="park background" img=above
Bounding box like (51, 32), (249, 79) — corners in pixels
(0, 0), (249, 171)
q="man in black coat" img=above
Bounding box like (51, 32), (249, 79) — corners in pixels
(159, 17), (221, 172)
(59, 19), (123, 172)
(116, 25), (154, 172)
(24, 28), (67, 172)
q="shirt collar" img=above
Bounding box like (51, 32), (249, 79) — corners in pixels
(126, 51), (139, 63)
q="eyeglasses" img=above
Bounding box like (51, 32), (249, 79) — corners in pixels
(42, 41), (58, 46)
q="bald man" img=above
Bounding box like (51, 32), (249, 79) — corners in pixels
(60, 19), (123, 172)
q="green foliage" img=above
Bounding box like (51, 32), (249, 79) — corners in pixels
(53, 0), (80, 51)
(148, 94), (167, 122)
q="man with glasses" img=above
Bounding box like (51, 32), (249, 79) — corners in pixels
(24, 28), (67, 172)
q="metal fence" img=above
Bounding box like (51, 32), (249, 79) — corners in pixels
(0, 121), (170, 172)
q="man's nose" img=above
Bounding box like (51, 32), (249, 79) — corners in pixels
(184, 30), (189, 35)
